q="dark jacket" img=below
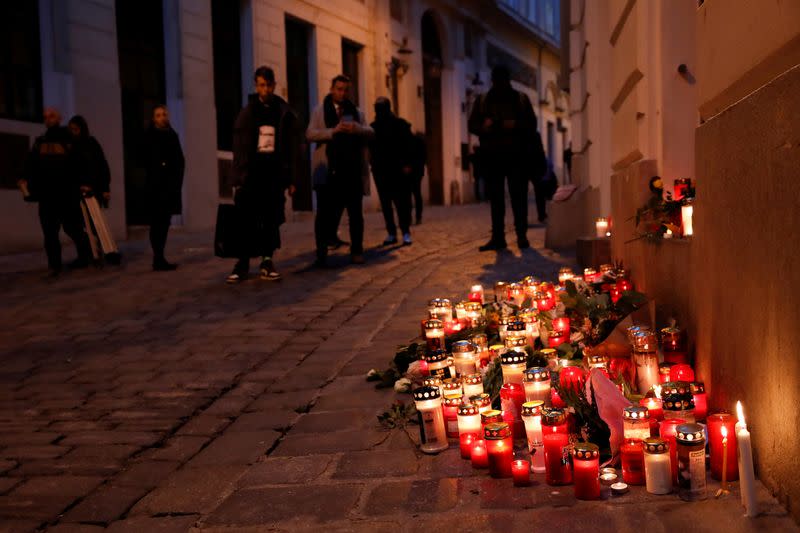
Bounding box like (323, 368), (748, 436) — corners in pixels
(369, 112), (414, 178)
(23, 126), (81, 202)
(143, 125), (185, 215)
(468, 85), (542, 171)
(232, 93), (299, 192)
(74, 136), (111, 196)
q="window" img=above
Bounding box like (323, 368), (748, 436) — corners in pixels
(211, 0), (243, 152)
(341, 39), (363, 106)
(390, 0), (403, 22)
(464, 23), (473, 59)
(0, 2), (42, 122)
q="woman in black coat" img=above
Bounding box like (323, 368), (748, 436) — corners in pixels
(143, 105), (185, 271)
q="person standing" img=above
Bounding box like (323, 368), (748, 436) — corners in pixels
(307, 75), (373, 267)
(19, 107), (92, 275)
(369, 97), (413, 246)
(143, 105), (184, 271)
(226, 66), (299, 284)
(408, 132), (427, 225)
(468, 65), (544, 251)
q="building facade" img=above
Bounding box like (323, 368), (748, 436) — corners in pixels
(0, 0), (568, 253)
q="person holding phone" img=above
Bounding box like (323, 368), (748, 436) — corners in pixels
(307, 74), (373, 267)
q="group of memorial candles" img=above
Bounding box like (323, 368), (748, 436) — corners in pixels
(411, 278), (758, 515)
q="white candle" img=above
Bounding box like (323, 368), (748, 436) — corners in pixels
(644, 439), (672, 495)
(595, 217), (610, 238)
(681, 205), (694, 236)
(736, 401), (758, 517)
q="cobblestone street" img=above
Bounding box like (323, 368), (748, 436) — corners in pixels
(0, 203), (795, 532)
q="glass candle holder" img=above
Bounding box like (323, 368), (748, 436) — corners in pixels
(512, 459), (531, 486)
(457, 402), (481, 449)
(658, 363), (674, 384)
(662, 394), (695, 423)
(690, 382), (707, 421)
(583, 267), (597, 283)
(586, 354), (610, 372)
(423, 349), (454, 380)
(573, 443), (601, 500)
(534, 290), (554, 312)
(428, 298), (453, 324)
(552, 316), (570, 336)
(541, 408), (568, 435)
(643, 437), (672, 494)
(455, 301), (467, 321)
(459, 432), (477, 459)
(441, 378), (462, 397)
(484, 422), (513, 478)
(623, 406), (652, 441)
(681, 203), (694, 237)
(659, 417), (687, 485)
(504, 322), (528, 354)
(609, 286), (622, 304)
(469, 393), (491, 415)
(471, 438), (489, 468)
(673, 178), (692, 201)
(540, 348), (559, 371)
(559, 365), (586, 394)
(523, 367), (551, 406)
(599, 263), (614, 277)
(543, 430), (572, 485)
(464, 301), (483, 328)
(424, 319), (446, 352)
(616, 277), (633, 292)
(639, 396), (664, 422)
(548, 329), (568, 348)
(595, 217), (610, 238)
(707, 412), (739, 482)
(660, 326), (688, 364)
(669, 363), (695, 383)
(451, 340), (478, 377)
(500, 350), (526, 385)
(481, 409), (503, 431)
(462, 373), (483, 398)
(422, 376), (443, 396)
(676, 423), (706, 501)
(468, 284), (484, 304)
(413, 386), (448, 454)
(442, 394), (462, 440)
(558, 266), (574, 286)
(500, 380), (526, 442)
(493, 281), (509, 303)
(508, 283), (525, 307)
(498, 315), (511, 342)
(620, 439), (645, 485)
(519, 308), (539, 345)
(633, 331), (659, 394)
(521, 401), (546, 473)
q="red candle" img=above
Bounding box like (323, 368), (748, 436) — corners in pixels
(620, 439), (645, 485)
(552, 317), (570, 335)
(609, 286), (622, 304)
(543, 432), (572, 485)
(484, 423), (513, 478)
(548, 331), (568, 348)
(659, 418), (686, 485)
(542, 409), (569, 435)
(468, 285), (484, 304)
(559, 366), (585, 393)
(616, 279), (633, 292)
(459, 432), (477, 459)
(658, 363), (673, 384)
(442, 394), (461, 440)
(669, 364), (695, 382)
(470, 439), (489, 468)
(640, 397), (663, 422)
(512, 459), (531, 486)
(572, 443), (600, 500)
(551, 387), (566, 409)
(500, 383), (526, 441)
(707, 413), (739, 481)
(535, 292), (554, 311)
(691, 382), (707, 421)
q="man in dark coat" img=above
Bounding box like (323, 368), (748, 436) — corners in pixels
(143, 105), (185, 271)
(369, 97), (413, 246)
(468, 65), (545, 251)
(226, 66), (299, 283)
(19, 107), (92, 275)
(407, 132), (426, 224)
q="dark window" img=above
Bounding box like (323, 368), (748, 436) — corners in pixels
(211, 0), (243, 152)
(390, 0), (403, 21)
(0, 3), (42, 122)
(0, 132), (30, 189)
(464, 23), (473, 58)
(341, 39), (363, 106)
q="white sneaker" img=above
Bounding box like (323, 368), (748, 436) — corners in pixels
(382, 234), (398, 246)
(403, 233), (412, 245)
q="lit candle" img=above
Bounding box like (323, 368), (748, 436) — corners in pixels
(519, 308), (540, 346)
(736, 401), (758, 517)
(493, 281), (508, 303)
(707, 413), (738, 482)
(454, 301), (467, 320)
(669, 363), (695, 382)
(468, 284), (484, 304)
(512, 459), (531, 486)
(620, 439), (645, 485)
(523, 367), (551, 406)
(681, 204), (693, 236)
(673, 178), (691, 201)
(424, 319), (446, 352)
(442, 394), (462, 440)
(471, 439), (489, 468)
(660, 326), (687, 364)
(459, 432), (477, 459)
(441, 378), (462, 398)
(721, 425), (729, 491)
(559, 365), (586, 394)
(623, 406), (652, 441)
(659, 363), (674, 384)
(632, 331), (659, 394)
(423, 349), (454, 381)
(508, 283), (525, 307)
(498, 316), (511, 343)
(552, 317), (570, 335)
(583, 268), (597, 283)
(484, 422), (513, 478)
(451, 340), (478, 377)
(543, 432), (572, 485)
(660, 418), (687, 485)
(463, 301), (483, 328)
(643, 438), (672, 494)
(469, 393), (492, 415)
(558, 267), (574, 286)
(457, 402), (481, 441)
(412, 386), (449, 454)
(676, 423), (707, 501)
(462, 373), (484, 398)
(521, 401), (546, 473)
(572, 443), (601, 499)
(616, 279), (633, 292)
(609, 286), (622, 304)
(427, 298), (453, 325)
(662, 392), (696, 424)
(640, 394), (664, 422)
(595, 217), (610, 238)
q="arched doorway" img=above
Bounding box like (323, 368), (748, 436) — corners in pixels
(422, 11), (444, 205)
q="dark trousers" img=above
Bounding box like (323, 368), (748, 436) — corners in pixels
(374, 172), (412, 236)
(411, 174), (423, 222)
(38, 199), (91, 270)
(485, 162), (529, 243)
(315, 181), (363, 259)
(233, 188), (282, 270)
(532, 179), (548, 222)
(149, 210), (172, 263)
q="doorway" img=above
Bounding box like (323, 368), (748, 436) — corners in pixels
(116, 0), (167, 225)
(285, 16), (313, 211)
(422, 12), (444, 205)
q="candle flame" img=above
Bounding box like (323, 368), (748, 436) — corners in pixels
(736, 401), (746, 427)
(721, 425), (728, 438)
(654, 385), (662, 399)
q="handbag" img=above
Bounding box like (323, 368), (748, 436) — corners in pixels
(214, 203), (245, 258)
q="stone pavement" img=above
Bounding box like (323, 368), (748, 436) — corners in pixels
(0, 203), (795, 533)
